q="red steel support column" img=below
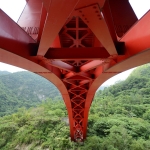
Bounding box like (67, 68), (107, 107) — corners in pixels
(1, 0), (150, 142)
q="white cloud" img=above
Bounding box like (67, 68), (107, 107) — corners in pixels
(0, 0), (26, 22)
(0, 62), (25, 72)
(102, 68), (135, 86)
(129, 0), (150, 19)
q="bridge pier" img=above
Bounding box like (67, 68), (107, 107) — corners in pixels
(1, 0), (150, 142)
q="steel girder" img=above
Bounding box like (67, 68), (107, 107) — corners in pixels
(0, 0), (150, 141)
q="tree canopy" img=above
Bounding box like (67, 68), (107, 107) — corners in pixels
(1, 64), (150, 149)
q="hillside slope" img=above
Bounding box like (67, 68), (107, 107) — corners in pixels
(97, 64), (150, 104)
(0, 71), (60, 116)
(1, 64), (150, 149)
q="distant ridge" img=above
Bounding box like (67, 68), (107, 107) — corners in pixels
(97, 64), (150, 103)
(0, 71), (11, 76)
(0, 71), (60, 116)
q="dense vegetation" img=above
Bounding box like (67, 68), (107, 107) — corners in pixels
(0, 71), (60, 116)
(1, 64), (150, 149)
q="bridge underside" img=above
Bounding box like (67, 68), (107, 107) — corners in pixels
(0, 0), (150, 141)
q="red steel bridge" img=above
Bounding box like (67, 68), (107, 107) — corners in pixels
(0, 0), (150, 141)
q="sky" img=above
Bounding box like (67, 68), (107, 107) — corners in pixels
(0, 0), (149, 85)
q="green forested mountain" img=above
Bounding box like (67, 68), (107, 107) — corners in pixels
(97, 64), (150, 105)
(0, 71), (10, 76)
(0, 71), (60, 116)
(1, 64), (150, 149)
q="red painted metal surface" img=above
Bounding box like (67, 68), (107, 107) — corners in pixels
(0, 0), (150, 141)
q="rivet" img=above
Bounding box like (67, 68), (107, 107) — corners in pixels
(85, 18), (87, 20)
(79, 10), (82, 13)
(95, 11), (99, 13)
(93, 6), (97, 9)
